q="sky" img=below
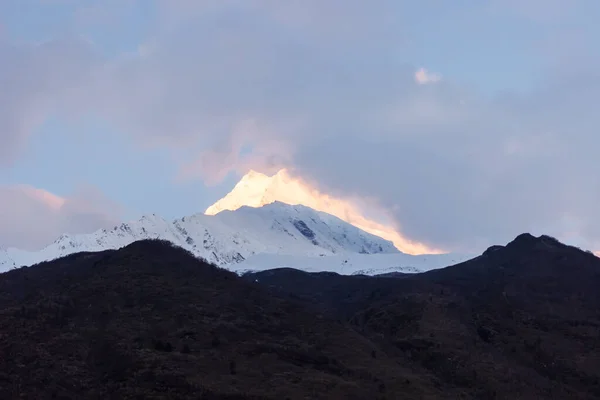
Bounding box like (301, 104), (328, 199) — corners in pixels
(1, 0), (599, 253)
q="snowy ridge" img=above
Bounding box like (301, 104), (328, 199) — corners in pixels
(230, 252), (474, 276)
(0, 202), (401, 273)
(204, 169), (439, 255)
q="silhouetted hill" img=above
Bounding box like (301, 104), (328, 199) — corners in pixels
(1, 235), (600, 399)
(244, 234), (600, 399)
(0, 240), (430, 399)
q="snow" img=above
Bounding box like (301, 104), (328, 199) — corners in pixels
(0, 202), (474, 276)
(230, 252), (474, 276)
(0, 202), (405, 272)
(205, 170), (276, 215)
(205, 169), (440, 255)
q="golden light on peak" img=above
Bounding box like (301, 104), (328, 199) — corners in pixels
(205, 169), (441, 255)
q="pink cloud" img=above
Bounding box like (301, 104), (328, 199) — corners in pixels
(0, 185), (121, 250)
(414, 68), (441, 85)
(1, 1), (599, 253)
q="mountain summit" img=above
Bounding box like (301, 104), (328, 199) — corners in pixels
(205, 169), (286, 215)
(205, 169), (438, 254)
(0, 202), (401, 272)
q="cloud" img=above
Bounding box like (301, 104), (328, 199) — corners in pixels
(0, 36), (98, 166)
(414, 68), (441, 85)
(2, 1), (599, 252)
(0, 185), (122, 250)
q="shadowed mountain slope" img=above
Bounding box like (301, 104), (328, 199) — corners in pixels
(1, 234), (600, 399)
(244, 234), (600, 399)
(0, 240), (431, 399)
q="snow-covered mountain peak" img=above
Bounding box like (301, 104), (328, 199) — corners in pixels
(204, 169), (440, 255)
(230, 200), (313, 217)
(0, 201), (400, 272)
(205, 170), (276, 215)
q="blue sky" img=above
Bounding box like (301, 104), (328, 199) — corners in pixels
(1, 0), (599, 252)
(0, 0), (239, 220)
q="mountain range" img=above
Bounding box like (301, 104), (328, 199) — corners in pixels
(1, 233), (599, 398)
(0, 201), (471, 275)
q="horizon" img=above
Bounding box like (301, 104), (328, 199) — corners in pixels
(2, 170), (598, 259)
(1, 1), (599, 254)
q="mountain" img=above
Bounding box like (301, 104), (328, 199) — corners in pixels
(0, 202), (401, 273)
(243, 233), (600, 399)
(205, 169), (280, 215)
(206, 169), (439, 254)
(0, 239), (442, 399)
(1, 234), (599, 398)
(231, 252), (472, 276)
